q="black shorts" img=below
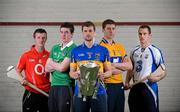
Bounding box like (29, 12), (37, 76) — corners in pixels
(128, 83), (159, 112)
(106, 83), (125, 112)
(48, 86), (73, 112)
(23, 89), (49, 112)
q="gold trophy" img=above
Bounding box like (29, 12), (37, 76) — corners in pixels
(78, 61), (100, 101)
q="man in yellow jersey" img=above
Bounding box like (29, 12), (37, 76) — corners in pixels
(100, 19), (132, 112)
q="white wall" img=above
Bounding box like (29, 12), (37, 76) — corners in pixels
(0, 0), (180, 112)
(0, 0), (180, 22)
(0, 26), (180, 112)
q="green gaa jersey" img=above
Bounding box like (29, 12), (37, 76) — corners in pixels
(50, 41), (76, 86)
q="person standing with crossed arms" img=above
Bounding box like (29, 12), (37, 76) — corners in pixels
(45, 22), (76, 112)
(100, 19), (132, 112)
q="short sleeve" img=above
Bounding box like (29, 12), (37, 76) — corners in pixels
(49, 46), (55, 59)
(103, 47), (111, 65)
(70, 48), (77, 69)
(154, 49), (165, 67)
(66, 49), (71, 58)
(66, 44), (76, 58)
(16, 53), (26, 71)
(119, 44), (127, 58)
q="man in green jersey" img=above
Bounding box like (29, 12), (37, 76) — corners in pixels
(45, 22), (76, 112)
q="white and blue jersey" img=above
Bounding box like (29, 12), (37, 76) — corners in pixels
(130, 44), (165, 104)
(131, 44), (165, 82)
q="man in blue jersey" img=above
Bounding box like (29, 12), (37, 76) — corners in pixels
(70, 21), (112, 112)
(125, 25), (167, 112)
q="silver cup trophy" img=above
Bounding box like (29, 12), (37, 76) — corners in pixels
(78, 61), (101, 101)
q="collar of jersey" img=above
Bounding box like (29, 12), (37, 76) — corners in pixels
(60, 40), (74, 50)
(31, 45), (46, 54)
(82, 42), (98, 48)
(102, 38), (115, 44)
(139, 44), (152, 49)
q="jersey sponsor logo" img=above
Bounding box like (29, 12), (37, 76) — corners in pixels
(53, 52), (61, 58)
(53, 52), (62, 62)
(53, 52), (57, 56)
(78, 53), (85, 57)
(61, 52), (65, 57)
(113, 58), (119, 63)
(136, 60), (143, 72)
(34, 64), (44, 75)
(95, 53), (100, 60)
(29, 58), (35, 62)
(43, 55), (47, 58)
(38, 59), (42, 63)
(134, 53), (139, 58)
(145, 54), (149, 59)
(110, 57), (122, 63)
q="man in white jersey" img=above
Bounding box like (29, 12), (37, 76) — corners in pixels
(125, 25), (167, 112)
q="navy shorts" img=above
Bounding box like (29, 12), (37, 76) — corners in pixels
(128, 83), (159, 112)
(106, 83), (125, 112)
(48, 86), (73, 112)
(73, 94), (107, 112)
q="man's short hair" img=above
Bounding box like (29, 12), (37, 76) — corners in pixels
(82, 21), (96, 31)
(139, 25), (151, 34)
(102, 19), (116, 29)
(60, 22), (75, 34)
(33, 28), (47, 38)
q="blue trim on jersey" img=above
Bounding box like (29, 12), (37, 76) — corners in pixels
(71, 43), (110, 96)
(97, 84), (106, 94)
(148, 47), (157, 72)
(148, 47), (159, 96)
(147, 81), (158, 96)
(75, 80), (79, 96)
(152, 45), (165, 66)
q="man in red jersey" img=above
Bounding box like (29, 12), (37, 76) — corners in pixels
(16, 28), (50, 112)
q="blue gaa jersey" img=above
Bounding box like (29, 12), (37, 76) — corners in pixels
(131, 44), (165, 96)
(70, 43), (111, 96)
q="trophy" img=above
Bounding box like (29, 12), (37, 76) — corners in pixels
(78, 61), (100, 101)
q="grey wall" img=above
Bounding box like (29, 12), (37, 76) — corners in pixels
(1, 26), (180, 112)
(0, 0), (180, 22)
(0, 0), (180, 112)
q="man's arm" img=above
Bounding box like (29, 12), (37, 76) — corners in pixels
(148, 64), (167, 82)
(112, 57), (132, 71)
(125, 70), (133, 84)
(98, 63), (112, 80)
(111, 66), (123, 75)
(16, 68), (27, 85)
(69, 66), (79, 79)
(124, 70), (133, 89)
(45, 58), (70, 72)
(103, 63), (112, 78)
(45, 58), (54, 72)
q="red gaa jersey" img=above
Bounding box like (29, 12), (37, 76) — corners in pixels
(17, 45), (50, 93)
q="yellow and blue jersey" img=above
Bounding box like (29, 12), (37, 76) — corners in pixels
(70, 43), (110, 95)
(100, 38), (127, 83)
